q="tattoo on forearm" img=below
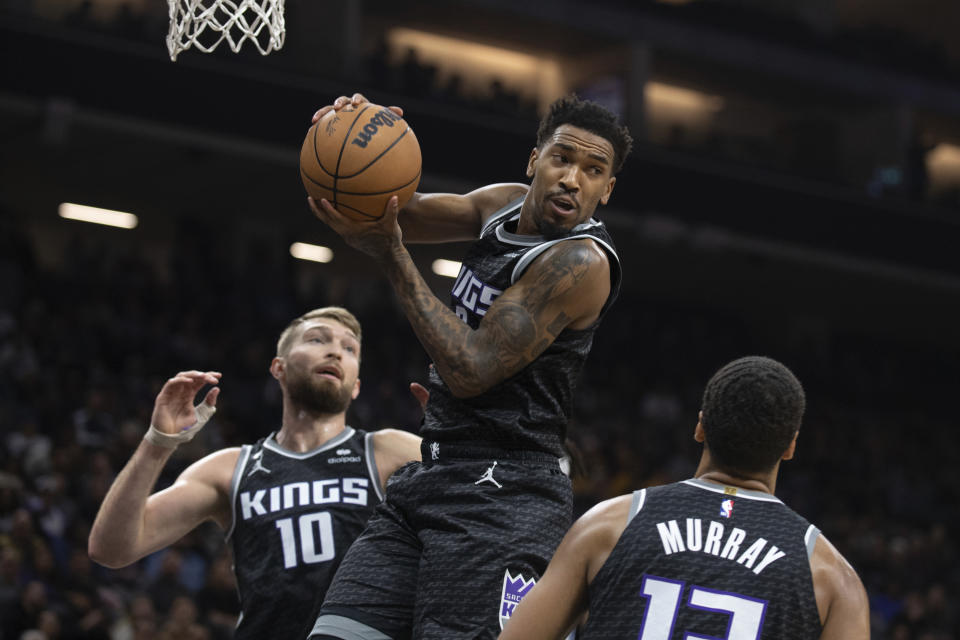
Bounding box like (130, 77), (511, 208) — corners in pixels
(546, 311), (571, 336)
(384, 239), (602, 395)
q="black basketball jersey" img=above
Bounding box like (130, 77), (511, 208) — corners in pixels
(227, 428), (382, 640)
(580, 479), (822, 640)
(421, 197), (621, 457)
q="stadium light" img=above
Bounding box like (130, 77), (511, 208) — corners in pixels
(929, 143), (960, 170)
(290, 242), (334, 263)
(432, 259), (462, 278)
(58, 203), (138, 229)
(647, 82), (724, 112)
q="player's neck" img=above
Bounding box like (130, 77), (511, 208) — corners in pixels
(276, 406), (348, 452)
(516, 200), (548, 237)
(694, 460), (777, 495)
(695, 472), (775, 495)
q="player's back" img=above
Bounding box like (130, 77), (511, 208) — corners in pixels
(228, 428), (382, 640)
(580, 478), (822, 640)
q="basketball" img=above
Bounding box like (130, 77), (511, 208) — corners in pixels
(300, 104), (422, 220)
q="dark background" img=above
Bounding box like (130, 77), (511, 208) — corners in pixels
(1, 0), (959, 638)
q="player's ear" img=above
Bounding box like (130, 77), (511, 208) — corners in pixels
(351, 378), (361, 400)
(599, 176), (616, 205)
(526, 147), (539, 178)
(694, 411), (705, 443)
(781, 431), (799, 461)
(270, 357), (284, 382)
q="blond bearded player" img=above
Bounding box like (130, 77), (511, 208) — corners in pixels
(88, 307), (422, 640)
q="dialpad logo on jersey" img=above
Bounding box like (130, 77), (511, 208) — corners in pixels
(328, 447), (360, 464)
(451, 266), (503, 321)
(499, 570), (536, 629)
(720, 498), (734, 518)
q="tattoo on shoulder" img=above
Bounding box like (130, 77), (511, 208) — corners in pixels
(527, 240), (605, 304)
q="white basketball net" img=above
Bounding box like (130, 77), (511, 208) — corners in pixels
(166, 0), (285, 61)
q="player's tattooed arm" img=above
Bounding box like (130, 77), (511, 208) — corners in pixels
(381, 238), (610, 398)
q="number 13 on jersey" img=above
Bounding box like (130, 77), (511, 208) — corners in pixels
(639, 575), (768, 640)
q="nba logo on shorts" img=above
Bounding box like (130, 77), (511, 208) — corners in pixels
(720, 498), (734, 518)
(499, 570), (536, 629)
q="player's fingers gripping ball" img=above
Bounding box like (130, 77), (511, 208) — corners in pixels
(301, 103), (422, 220)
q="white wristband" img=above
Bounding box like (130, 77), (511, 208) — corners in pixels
(144, 403), (216, 449)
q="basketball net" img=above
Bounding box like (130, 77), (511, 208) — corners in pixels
(166, 0), (285, 61)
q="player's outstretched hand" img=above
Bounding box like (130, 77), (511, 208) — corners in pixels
(151, 371), (221, 435)
(311, 93), (403, 124)
(309, 194), (403, 261)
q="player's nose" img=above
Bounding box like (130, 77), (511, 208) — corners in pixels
(323, 343), (343, 359)
(559, 167), (581, 191)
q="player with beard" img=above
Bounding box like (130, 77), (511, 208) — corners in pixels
(307, 95), (632, 639)
(88, 307), (422, 640)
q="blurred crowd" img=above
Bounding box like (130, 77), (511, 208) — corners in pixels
(5, 0), (960, 212)
(1, 207), (958, 639)
(609, 0), (960, 85)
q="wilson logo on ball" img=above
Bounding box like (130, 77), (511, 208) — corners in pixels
(351, 108), (402, 148)
(300, 102), (422, 221)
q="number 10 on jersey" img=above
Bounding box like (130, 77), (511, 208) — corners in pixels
(275, 512), (335, 569)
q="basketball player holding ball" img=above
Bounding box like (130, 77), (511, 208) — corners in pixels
(88, 307), (422, 640)
(308, 94), (633, 640)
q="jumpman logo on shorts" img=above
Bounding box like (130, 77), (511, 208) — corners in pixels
(247, 450), (271, 477)
(430, 442), (440, 461)
(475, 461), (502, 488)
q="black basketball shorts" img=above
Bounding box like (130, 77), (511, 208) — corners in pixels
(313, 447), (573, 640)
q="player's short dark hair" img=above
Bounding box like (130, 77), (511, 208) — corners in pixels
(700, 356), (806, 474)
(536, 95), (633, 174)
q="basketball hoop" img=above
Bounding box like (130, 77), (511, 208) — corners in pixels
(166, 0), (285, 61)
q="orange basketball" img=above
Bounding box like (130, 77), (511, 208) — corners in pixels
(300, 104), (422, 220)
